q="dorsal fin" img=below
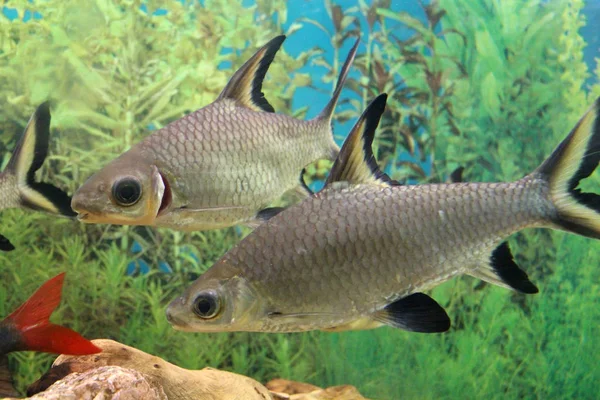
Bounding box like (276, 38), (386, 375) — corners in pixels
(325, 94), (398, 187)
(216, 35), (286, 113)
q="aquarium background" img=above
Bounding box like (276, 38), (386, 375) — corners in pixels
(1, 0), (599, 398)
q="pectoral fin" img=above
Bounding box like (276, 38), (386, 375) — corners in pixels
(372, 293), (451, 333)
(0, 234), (15, 251)
(468, 242), (538, 294)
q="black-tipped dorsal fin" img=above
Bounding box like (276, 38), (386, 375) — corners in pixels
(373, 293), (451, 333)
(5, 103), (76, 217)
(325, 94), (398, 187)
(315, 36), (360, 123)
(468, 242), (539, 294)
(216, 35), (286, 113)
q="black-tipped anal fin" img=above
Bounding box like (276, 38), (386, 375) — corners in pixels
(0, 234), (15, 251)
(256, 206), (285, 223)
(326, 94), (400, 188)
(217, 35), (286, 113)
(373, 293), (451, 333)
(449, 166), (464, 183)
(490, 242), (539, 294)
(468, 242), (538, 294)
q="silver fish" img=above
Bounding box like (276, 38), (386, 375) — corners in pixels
(166, 93), (600, 333)
(0, 103), (75, 251)
(71, 36), (360, 231)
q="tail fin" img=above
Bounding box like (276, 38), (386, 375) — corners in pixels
(534, 98), (600, 239)
(5, 103), (76, 217)
(314, 37), (361, 159)
(6, 273), (101, 355)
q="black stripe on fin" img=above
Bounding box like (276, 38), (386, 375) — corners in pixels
(469, 242), (538, 294)
(6, 102), (51, 180)
(373, 293), (450, 333)
(6, 103), (76, 217)
(216, 36), (286, 113)
(326, 94), (399, 187)
(533, 98), (600, 239)
(0, 234), (15, 251)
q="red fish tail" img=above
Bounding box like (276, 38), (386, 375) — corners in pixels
(7, 273), (101, 355)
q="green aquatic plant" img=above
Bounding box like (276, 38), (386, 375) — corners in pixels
(304, 0), (466, 185)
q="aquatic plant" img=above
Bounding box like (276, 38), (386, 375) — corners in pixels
(304, 0), (466, 184)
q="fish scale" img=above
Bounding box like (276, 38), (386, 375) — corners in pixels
(139, 102), (331, 226)
(167, 94), (600, 334)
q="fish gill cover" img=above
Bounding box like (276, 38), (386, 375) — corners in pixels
(0, 0), (598, 399)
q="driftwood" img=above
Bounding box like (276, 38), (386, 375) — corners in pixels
(1, 340), (369, 400)
(26, 339), (272, 400)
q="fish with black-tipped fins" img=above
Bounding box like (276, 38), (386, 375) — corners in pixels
(0, 273), (101, 397)
(0, 103), (76, 251)
(166, 94), (600, 334)
(71, 35), (360, 231)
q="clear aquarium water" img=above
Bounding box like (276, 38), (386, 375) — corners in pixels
(1, 0), (600, 399)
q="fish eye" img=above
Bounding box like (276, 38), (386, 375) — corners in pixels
(192, 291), (220, 319)
(112, 178), (142, 206)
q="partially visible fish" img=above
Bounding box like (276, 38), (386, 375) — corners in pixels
(0, 103), (76, 251)
(71, 35), (360, 231)
(0, 273), (101, 397)
(166, 94), (600, 334)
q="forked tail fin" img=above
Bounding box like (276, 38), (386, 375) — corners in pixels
(5, 273), (101, 355)
(314, 37), (361, 160)
(5, 102), (75, 217)
(534, 98), (600, 239)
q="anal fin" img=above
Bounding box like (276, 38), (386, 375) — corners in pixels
(468, 242), (539, 294)
(245, 207), (286, 228)
(373, 293), (450, 333)
(0, 234), (15, 251)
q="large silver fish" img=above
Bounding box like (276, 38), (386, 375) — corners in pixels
(71, 36), (359, 231)
(0, 103), (75, 251)
(166, 94), (600, 333)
